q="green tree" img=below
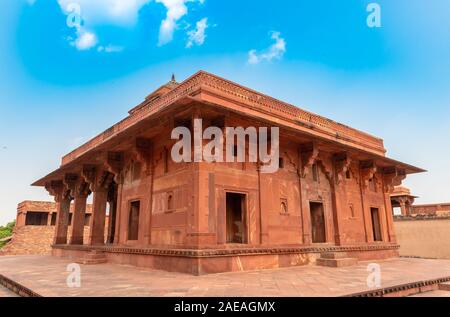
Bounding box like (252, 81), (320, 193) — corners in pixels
(0, 220), (15, 249)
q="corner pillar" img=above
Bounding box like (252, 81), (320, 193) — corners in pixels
(46, 180), (72, 245)
(82, 165), (113, 246)
(70, 180), (90, 245)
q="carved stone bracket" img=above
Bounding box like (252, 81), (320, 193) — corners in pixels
(45, 180), (70, 203)
(131, 138), (153, 176)
(82, 165), (113, 192)
(104, 152), (125, 184)
(360, 160), (378, 188)
(383, 167), (407, 193)
(63, 174), (78, 198)
(317, 155), (333, 183)
(299, 142), (319, 178)
(334, 153), (352, 185)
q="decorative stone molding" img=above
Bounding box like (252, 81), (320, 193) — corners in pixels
(334, 153), (352, 185)
(44, 180), (68, 203)
(299, 143), (319, 178)
(348, 277), (450, 297)
(73, 180), (91, 199)
(63, 174), (78, 198)
(383, 167), (407, 193)
(317, 153), (334, 183)
(104, 152), (125, 184)
(61, 72), (385, 167)
(81, 165), (113, 192)
(53, 243), (400, 259)
(360, 160), (377, 188)
(131, 138), (153, 176)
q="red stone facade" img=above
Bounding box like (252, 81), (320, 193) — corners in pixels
(33, 71), (424, 274)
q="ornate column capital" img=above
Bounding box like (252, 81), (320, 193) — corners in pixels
(81, 165), (114, 192)
(131, 138), (153, 176)
(104, 151), (125, 184)
(299, 142), (319, 178)
(45, 180), (71, 203)
(383, 167), (406, 193)
(360, 160), (377, 188)
(334, 153), (352, 185)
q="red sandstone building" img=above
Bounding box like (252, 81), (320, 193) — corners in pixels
(33, 71), (424, 274)
(16, 201), (93, 228)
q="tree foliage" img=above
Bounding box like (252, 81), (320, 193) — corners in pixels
(0, 220), (15, 248)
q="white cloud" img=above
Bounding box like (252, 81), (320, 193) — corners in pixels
(97, 44), (124, 53)
(248, 31), (287, 65)
(57, 0), (153, 26)
(186, 17), (208, 48)
(71, 29), (98, 50)
(156, 0), (202, 46)
(30, 0), (206, 49)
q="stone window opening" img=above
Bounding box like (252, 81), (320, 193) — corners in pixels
(279, 157), (285, 169)
(349, 204), (356, 218)
(167, 192), (174, 211)
(128, 201), (140, 241)
(312, 163), (319, 182)
(346, 170), (351, 179)
(280, 199), (288, 215)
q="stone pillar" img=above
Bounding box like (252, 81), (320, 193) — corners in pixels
(54, 195), (72, 245)
(330, 154), (352, 245)
(298, 143), (319, 245)
(399, 200), (408, 216)
(89, 189), (108, 245)
(82, 165), (113, 246)
(258, 163), (270, 244)
(106, 183), (118, 244)
(70, 181), (90, 245)
(359, 162), (378, 243)
(46, 180), (72, 245)
(131, 140), (153, 245)
(47, 213), (52, 226)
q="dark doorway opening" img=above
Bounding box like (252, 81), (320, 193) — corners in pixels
(310, 202), (326, 243)
(51, 213), (57, 226)
(128, 201), (140, 241)
(371, 208), (382, 242)
(226, 193), (247, 244)
(84, 214), (91, 226)
(25, 212), (48, 226)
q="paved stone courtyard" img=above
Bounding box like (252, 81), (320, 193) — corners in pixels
(1, 255), (450, 297)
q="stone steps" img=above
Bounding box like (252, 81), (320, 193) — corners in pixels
(76, 251), (107, 265)
(316, 252), (358, 268)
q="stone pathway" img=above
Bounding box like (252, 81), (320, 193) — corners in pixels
(2, 255), (450, 297)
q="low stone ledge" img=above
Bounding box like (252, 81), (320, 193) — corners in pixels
(345, 276), (450, 297)
(52, 243), (400, 258)
(0, 274), (42, 297)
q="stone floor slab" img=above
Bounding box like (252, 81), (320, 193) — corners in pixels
(2, 256), (450, 297)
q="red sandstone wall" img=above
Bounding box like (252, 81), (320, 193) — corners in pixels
(111, 112), (395, 249)
(0, 226), (91, 256)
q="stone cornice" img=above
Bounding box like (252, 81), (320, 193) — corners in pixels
(60, 71), (386, 167)
(52, 243), (400, 258)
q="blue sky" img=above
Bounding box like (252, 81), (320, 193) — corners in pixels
(0, 0), (449, 225)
